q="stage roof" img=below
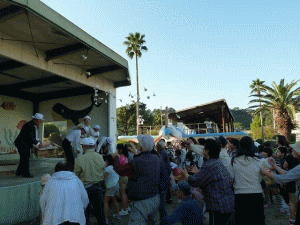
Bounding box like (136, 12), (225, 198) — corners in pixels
(169, 99), (234, 130)
(0, 0), (130, 102)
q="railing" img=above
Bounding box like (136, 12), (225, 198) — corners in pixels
(118, 122), (219, 136)
(0, 146), (17, 154)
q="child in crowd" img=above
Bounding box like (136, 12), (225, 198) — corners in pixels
(116, 144), (130, 216)
(160, 180), (203, 225)
(103, 154), (120, 223)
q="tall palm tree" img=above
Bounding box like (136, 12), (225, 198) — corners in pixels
(250, 79), (266, 139)
(124, 32), (148, 135)
(250, 79), (300, 141)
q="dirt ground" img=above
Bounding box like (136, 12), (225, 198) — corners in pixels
(17, 197), (289, 225)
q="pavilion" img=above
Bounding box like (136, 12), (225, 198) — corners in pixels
(0, 0), (130, 224)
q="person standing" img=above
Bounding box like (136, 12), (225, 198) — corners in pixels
(62, 125), (84, 166)
(115, 135), (168, 225)
(183, 139), (235, 225)
(81, 115), (92, 137)
(74, 137), (107, 225)
(232, 136), (265, 225)
(14, 113), (44, 178)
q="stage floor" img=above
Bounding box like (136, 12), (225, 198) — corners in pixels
(0, 158), (63, 187)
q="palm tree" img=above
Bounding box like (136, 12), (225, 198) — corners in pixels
(250, 79), (266, 139)
(124, 32), (148, 135)
(250, 79), (300, 141)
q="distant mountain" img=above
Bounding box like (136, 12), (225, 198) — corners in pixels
(230, 107), (253, 130)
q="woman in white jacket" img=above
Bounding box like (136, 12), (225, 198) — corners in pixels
(231, 136), (265, 225)
(40, 161), (89, 225)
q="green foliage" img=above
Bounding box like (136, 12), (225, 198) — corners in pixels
(249, 79), (300, 139)
(117, 102), (176, 135)
(44, 124), (60, 138)
(250, 115), (277, 140)
(231, 107), (253, 129)
(124, 32), (148, 58)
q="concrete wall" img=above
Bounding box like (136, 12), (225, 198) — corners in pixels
(293, 112), (300, 142)
(0, 92), (116, 153)
(0, 96), (33, 151)
(39, 93), (109, 137)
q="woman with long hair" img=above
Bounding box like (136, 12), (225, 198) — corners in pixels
(232, 136), (265, 225)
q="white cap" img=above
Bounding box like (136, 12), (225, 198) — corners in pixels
(80, 137), (96, 146)
(83, 115), (91, 121)
(32, 113), (44, 120)
(137, 135), (154, 152)
(93, 124), (101, 129)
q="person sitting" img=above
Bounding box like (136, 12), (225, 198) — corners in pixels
(40, 161), (89, 225)
(160, 180), (203, 225)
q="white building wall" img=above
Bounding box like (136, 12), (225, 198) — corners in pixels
(293, 113), (300, 142)
(39, 94), (109, 137)
(0, 96), (33, 151)
(0, 92), (116, 152)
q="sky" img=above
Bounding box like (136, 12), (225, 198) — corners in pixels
(41, 0), (300, 111)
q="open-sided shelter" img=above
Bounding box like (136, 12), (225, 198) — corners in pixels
(0, 0), (130, 152)
(169, 99), (235, 133)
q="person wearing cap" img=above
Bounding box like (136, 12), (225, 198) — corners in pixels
(81, 115), (92, 137)
(160, 181), (203, 225)
(74, 137), (106, 225)
(90, 124), (101, 140)
(62, 125), (85, 166)
(14, 113), (44, 177)
(115, 134), (169, 225)
(96, 136), (113, 155)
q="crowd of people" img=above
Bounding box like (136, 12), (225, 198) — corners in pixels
(14, 113), (300, 225)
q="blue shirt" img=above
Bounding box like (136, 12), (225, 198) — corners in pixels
(161, 196), (203, 225)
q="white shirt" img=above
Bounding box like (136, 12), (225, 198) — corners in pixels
(232, 156), (263, 194)
(40, 171), (89, 225)
(66, 129), (83, 155)
(104, 165), (119, 188)
(219, 148), (234, 178)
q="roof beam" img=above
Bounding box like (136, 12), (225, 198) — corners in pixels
(0, 60), (25, 71)
(45, 43), (86, 61)
(0, 76), (67, 91)
(114, 79), (131, 88)
(0, 90), (36, 101)
(87, 65), (120, 76)
(0, 5), (24, 24)
(36, 86), (93, 101)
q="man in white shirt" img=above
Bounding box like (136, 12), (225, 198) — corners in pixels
(62, 126), (84, 166)
(40, 161), (89, 225)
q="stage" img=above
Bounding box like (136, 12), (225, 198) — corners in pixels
(0, 157), (62, 225)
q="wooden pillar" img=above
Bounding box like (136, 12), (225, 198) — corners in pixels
(222, 106), (225, 132)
